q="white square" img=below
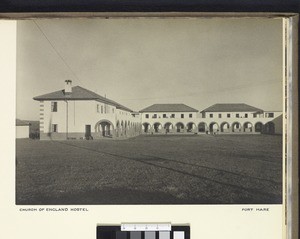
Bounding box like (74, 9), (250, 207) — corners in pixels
(174, 231), (185, 239)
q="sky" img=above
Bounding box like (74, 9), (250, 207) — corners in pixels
(16, 17), (283, 120)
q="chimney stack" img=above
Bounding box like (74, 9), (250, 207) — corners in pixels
(64, 80), (72, 94)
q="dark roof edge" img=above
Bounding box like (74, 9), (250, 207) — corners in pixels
(200, 103), (264, 113)
(139, 104), (199, 113)
(139, 109), (198, 113)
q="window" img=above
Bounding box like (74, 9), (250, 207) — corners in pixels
(112, 108), (114, 113)
(52, 124), (58, 132)
(202, 112), (206, 118)
(245, 113), (248, 118)
(227, 114), (231, 118)
(101, 106), (103, 114)
(189, 114), (192, 118)
(51, 102), (57, 112)
(171, 114), (175, 118)
(218, 113), (222, 118)
(163, 114), (167, 118)
(181, 114), (184, 118)
(145, 114), (149, 119)
(152, 114), (157, 119)
(209, 113), (213, 118)
(268, 113), (274, 118)
(236, 114), (239, 118)
(253, 113), (257, 118)
(97, 104), (100, 113)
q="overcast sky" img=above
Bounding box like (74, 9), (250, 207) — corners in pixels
(16, 17), (283, 120)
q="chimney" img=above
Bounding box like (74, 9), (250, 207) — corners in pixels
(64, 80), (72, 94)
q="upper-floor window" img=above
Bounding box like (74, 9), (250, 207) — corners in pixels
(227, 113), (231, 118)
(202, 112), (206, 118)
(171, 114), (175, 118)
(209, 113), (213, 118)
(101, 105), (104, 114)
(236, 113), (239, 118)
(267, 112), (274, 118)
(112, 108), (114, 114)
(245, 113), (248, 118)
(181, 114), (184, 118)
(189, 114), (192, 118)
(51, 102), (57, 112)
(218, 113), (222, 118)
(163, 114), (167, 118)
(145, 114), (149, 119)
(152, 114), (157, 119)
(97, 104), (100, 113)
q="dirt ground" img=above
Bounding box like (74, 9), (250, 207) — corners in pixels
(16, 134), (283, 204)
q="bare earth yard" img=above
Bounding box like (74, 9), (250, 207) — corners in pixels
(16, 134), (282, 204)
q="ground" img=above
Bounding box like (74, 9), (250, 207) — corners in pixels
(16, 134), (282, 205)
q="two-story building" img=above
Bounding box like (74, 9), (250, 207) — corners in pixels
(139, 104), (199, 133)
(139, 103), (282, 135)
(33, 81), (282, 140)
(33, 80), (141, 140)
(198, 103), (282, 134)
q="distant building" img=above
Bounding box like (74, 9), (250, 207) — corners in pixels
(32, 81), (282, 140)
(33, 80), (141, 140)
(199, 103), (282, 134)
(16, 119), (30, 139)
(139, 104), (198, 133)
(139, 103), (282, 135)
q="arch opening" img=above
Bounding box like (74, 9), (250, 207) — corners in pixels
(264, 122), (275, 134)
(96, 120), (114, 137)
(209, 122), (219, 134)
(232, 122), (242, 133)
(164, 122), (173, 133)
(220, 122), (230, 133)
(153, 122), (162, 133)
(186, 122), (196, 132)
(176, 122), (184, 133)
(142, 123), (150, 133)
(243, 122), (253, 132)
(255, 122), (263, 133)
(198, 122), (207, 133)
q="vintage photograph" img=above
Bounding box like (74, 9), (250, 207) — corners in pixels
(16, 17), (283, 205)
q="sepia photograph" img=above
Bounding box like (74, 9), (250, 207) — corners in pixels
(16, 17), (284, 205)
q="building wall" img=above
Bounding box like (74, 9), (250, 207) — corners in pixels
(199, 111), (282, 134)
(39, 100), (140, 140)
(141, 111), (198, 133)
(140, 111), (283, 134)
(38, 99), (282, 139)
(115, 109), (141, 138)
(16, 125), (29, 138)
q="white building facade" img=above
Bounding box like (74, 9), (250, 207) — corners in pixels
(139, 104), (199, 133)
(197, 104), (282, 134)
(34, 80), (141, 140)
(33, 81), (282, 140)
(139, 103), (282, 135)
